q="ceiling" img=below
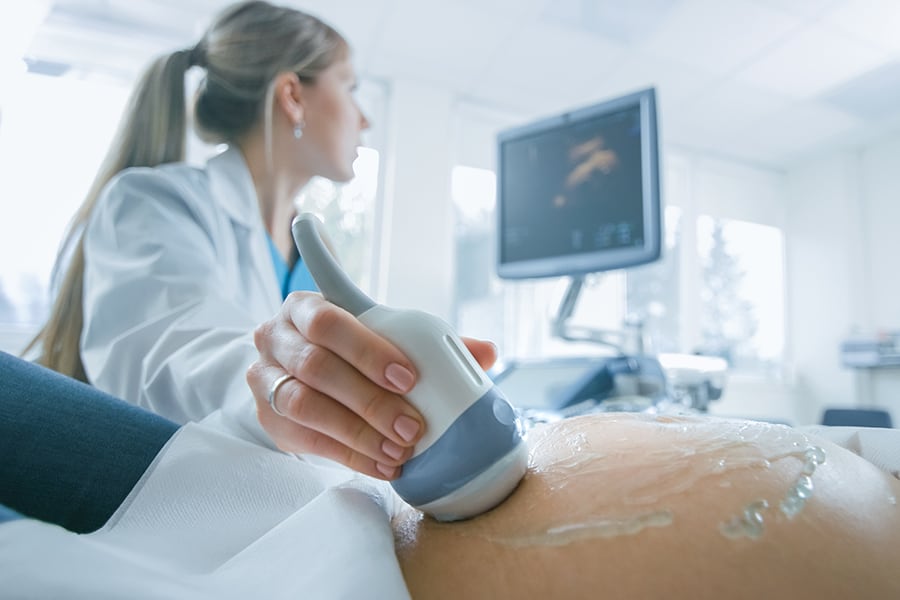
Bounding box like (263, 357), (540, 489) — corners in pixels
(22, 0), (900, 169)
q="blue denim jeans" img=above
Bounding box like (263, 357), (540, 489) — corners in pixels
(0, 352), (179, 533)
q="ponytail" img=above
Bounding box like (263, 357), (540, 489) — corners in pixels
(24, 49), (194, 381)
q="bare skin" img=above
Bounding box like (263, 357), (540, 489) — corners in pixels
(395, 413), (900, 599)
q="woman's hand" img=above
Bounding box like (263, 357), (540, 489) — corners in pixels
(247, 291), (498, 480)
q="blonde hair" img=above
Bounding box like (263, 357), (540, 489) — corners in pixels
(26, 0), (347, 381)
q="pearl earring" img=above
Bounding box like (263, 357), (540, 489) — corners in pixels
(293, 120), (305, 140)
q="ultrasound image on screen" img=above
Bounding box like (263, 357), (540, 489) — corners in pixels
(500, 105), (644, 266)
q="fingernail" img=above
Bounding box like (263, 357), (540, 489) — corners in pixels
(376, 462), (399, 479)
(385, 363), (415, 393)
(382, 439), (405, 461)
(393, 414), (421, 443)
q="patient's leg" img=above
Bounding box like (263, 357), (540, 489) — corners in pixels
(395, 413), (900, 599)
(0, 352), (179, 533)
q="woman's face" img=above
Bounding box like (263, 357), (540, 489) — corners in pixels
(299, 55), (370, 182)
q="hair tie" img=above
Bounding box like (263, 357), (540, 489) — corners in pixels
(187, 42), (206, 68)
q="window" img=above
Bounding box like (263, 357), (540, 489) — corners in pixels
(296, 146), (381, 295)
(296, 77), (387, 296)
(627, 205), (682, 354)
(696, 216), (785, 373)
(452, 165), (504, 346)
(0, 72), (129, 353)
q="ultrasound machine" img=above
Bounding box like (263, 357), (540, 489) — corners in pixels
(489, 87), (727, 421)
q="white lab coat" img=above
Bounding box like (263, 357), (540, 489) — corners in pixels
(81, 147), (285, 424)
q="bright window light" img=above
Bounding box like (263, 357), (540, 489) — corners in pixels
(0, 73), (129, 336)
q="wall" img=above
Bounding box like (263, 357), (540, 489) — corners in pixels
(860, 137), (900, 328)
(856, 136), (900, 420)
(784, 153), (861, 424)
(785, 135), (900, 425)
(376, 79), (456, 320)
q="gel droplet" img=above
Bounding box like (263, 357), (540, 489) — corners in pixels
(720, 499), (769, 540)
(805, 446), (826, 466)
(794, 475), (814, 499)
(780, 494), (806, 520)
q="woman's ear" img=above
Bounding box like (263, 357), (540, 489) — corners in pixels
(273, 72), (304, 126)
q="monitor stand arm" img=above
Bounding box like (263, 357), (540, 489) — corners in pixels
(551, 275), (645, 355)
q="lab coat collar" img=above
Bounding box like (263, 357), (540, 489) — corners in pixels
(207, 146), (259, 228)
(206, 145), (283, 315)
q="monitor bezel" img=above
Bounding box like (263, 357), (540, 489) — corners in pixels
(495, 87), (662, 280)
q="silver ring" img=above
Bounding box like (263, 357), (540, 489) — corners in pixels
(267, 373), (295, 418)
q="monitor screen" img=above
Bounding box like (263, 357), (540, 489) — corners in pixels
(496, 88), (662, 279)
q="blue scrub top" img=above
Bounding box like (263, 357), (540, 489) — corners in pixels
(266, 235), (318, 299)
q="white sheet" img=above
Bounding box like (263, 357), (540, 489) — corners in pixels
(799, 424), (900, 477)
(0, 402), (412, 599)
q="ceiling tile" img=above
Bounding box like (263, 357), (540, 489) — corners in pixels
(748, 0), (848, 19)
(541, 0), (682, 44)
(734, 21), (889, 98)
(449, 0), (549, 19)
(593, 51), (717, 110)
(366, 0), (520, 90)
(19, 0), (900, 170)
(475, 20), (627, 101)
(293, 0), (396, 73)
(640, 0), (804, 75)
(820, 0), (900, 52)
(820, 60), (900, 120)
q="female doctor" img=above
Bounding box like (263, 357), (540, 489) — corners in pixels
(28, 0), (498, 481)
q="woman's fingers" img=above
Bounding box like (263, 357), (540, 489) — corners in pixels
(278, 344), (422, 447)
(249, 291), (504, 478)
(253, 385), (402, 480)
(283, 292), (419, 392)
(249, 292), (423, 476)
(461, 337), (498, 371)
(247, 365), (407, 480)
(248, 361), (414, 470)
(261, 295), (424, 446)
